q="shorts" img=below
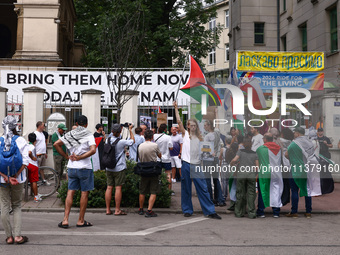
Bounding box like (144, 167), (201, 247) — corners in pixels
(161, 162), (172, 171)
(170, 156), (182, 168)
(27, 164), (39, 183)
(139, 176), (160, 195)
(67, 168), (94, 191)
(37, 154), (46, 167)
(106, 170), (126, 187)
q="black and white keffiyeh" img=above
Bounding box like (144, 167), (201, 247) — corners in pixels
(2, 116), (17, 151)
(60, 125), (92, 149)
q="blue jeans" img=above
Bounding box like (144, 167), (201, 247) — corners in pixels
(181, 161), (216, 216)
(221, 177), (228, 198)
(203, 159), (224, 204)
(256, 181), (280, 216)
(205, 177), (225, 204)
(289, 178), (312, 214)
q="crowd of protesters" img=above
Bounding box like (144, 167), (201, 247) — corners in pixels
(0, 104), (335, 244)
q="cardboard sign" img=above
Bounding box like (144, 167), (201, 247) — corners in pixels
(157, 113), (168, 127)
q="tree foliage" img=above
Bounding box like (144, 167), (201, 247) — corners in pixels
(74, 0), (222, 68)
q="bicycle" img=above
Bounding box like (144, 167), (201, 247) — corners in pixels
(24, 166), (59, 201)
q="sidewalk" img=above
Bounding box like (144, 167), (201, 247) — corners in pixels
(22, 182), (340, 214)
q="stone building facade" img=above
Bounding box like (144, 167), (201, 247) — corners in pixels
(0, 0), (84, 67)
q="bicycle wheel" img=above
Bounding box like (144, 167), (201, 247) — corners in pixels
(38, 167), (59, 197)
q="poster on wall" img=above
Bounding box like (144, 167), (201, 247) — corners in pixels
(7, 103), (14, 112)
(17, 124), (22, 133)
(140, 116), (151, 129)
(15, 103), (22, 112)
(333, 114), (340, 127)
(236, 51), (324, 72)
(237, 72), (324, 90)
(14, 113), (22, 123)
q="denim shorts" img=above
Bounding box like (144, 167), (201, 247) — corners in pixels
(68, 168), (94, 191)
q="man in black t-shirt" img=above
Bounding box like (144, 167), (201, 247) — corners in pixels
(93, 124), (106, 170)
(94, 124), (105, 138)
(317, 128), (333, 159)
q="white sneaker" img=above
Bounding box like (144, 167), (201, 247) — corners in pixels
(34, 196), (42, 202)
(43, 180), (51, 186)
(172, 178), (176, 183)
(38, 193), (42, 198)
(171, 191), (175, 196)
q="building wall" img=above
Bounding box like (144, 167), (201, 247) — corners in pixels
(58, 0), (77, 66)
(0, 0), (81, 67)
(202, 1), (230, 84)
(230, 0), (278, 66)
(280, 0), (340, 86)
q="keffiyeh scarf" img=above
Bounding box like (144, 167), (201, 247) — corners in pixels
(60, 125), (92, 149)
(2, 116), (17, 151)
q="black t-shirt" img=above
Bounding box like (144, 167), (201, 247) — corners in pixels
(317, 136), (331, 159)
(94, 132), (104, 138)
(43, 131), (49, 140)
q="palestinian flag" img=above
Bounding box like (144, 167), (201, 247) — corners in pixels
(229, 176), (237, 202)
(92, 136), (105, 171)
(240, 77), (267, 110)
(180, 56), (222, 107)
(287, 139), (322, 197)
(256, 142), (283, 208)
(318, 154), (335, 195)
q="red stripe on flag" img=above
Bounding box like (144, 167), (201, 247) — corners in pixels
(95, 137), (103, 148)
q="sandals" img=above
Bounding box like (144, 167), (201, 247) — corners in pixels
(76, 220), (93, 227)
(6, 236), (14, 244)
(106, 211), (113, 215)
(58, 221), (69, 229)
(114, 210), (127, 216)
(15, 236), (28, 244)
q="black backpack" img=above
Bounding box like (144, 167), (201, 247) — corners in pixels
(101, 137), (121, 169)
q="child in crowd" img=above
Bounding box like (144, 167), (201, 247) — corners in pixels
(27, 133), (41, 202)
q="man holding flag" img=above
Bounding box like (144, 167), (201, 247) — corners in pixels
(285, 127), (318, 218)
(256, 133), (283, 218)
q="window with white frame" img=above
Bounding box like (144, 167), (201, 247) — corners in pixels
(209, 48), (216, 65)
(225, 43), (229, 61)
(225, 10), (229, 28)
(209, 17), (216, 30)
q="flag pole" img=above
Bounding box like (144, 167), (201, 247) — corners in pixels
(175, 52), (190, 101)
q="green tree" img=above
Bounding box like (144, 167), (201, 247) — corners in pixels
(74, 0), (222, 68)
(100, 0), (149, 123)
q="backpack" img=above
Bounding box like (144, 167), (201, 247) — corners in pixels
(101, 137), (121, 169)
(0, 136), (23, 176)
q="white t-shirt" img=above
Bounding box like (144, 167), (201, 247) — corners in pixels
(0, 136), (29, 184)
(181, 131), (200, 165)
(34, 131), (46, 154)
(67, 135), (96, 169)
(28, 144), (38, 167)
(154, 134), (173, 163)
(251, 133), (264, 152)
